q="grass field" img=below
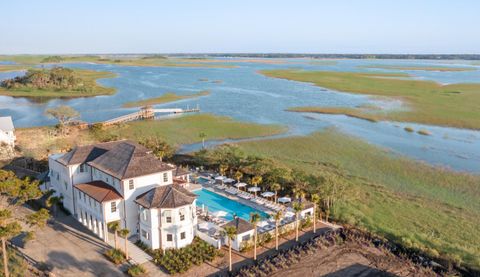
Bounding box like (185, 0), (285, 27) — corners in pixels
(237, 130), (480, 269)
(15, 113), (286, 159)
(0, 69), (116, 98)
(122, 91), (210, 108)
(288, 106), (380, 122)
(360, 65), (477, 72)
(261, 70), (480, 130)
(0, 55), (235, 68)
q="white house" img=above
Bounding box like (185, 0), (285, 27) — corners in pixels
(222, 217), (255, 251)
(47, 140), (197, 250)
(135, 185), (197, 250)
(0, 116), (15, 148)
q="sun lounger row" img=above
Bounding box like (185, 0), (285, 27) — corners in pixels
(225, 187), (238, 195)
(236, 191), (252, 200)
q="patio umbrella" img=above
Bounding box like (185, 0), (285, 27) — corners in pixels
(278, 197), (292, 204)
(212, 210), (228, 217)
(215, 176), (226, 181)
(248, 186), (261, 197)
(261, 191), (275, 198)
(234, 182), (247, 190)
(224, 178), (235, 183)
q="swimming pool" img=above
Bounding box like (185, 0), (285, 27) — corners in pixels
(194, 189), (268, 221)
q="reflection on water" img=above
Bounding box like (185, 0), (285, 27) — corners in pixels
(0, 59), (479, 173)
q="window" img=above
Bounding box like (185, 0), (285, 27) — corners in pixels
(141, 229), (149, 240)
(141, 208), (147, 221)
(79, 191), (82, 200)
(242, 234), (250, 241)
(179, 208), (185, 221)
(106, 177), (109, 183)
(111, 201), (117, 213)
(165, 211), (172, 223)
(163, 173), (168, 182)
(83, 193), (86, 203)
(166, 234), (173, 242)
(180, 232), (186, 240)
(79, 164), (85, 173)
(129, 180), (134, 190)
(64, 181), (68, 190)
(88, 197), (91, 207)
(56, 172), (59, 181)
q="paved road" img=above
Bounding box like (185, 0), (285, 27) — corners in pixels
(13, 210), (125, 277)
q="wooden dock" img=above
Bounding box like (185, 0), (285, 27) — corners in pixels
(99, 106), (199, 127)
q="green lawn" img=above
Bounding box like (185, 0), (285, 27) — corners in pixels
(261, 70), (480, 130)
(122, 91), (210, 108)
(0, 69), (116, 98)
(237, 130), (480, 269)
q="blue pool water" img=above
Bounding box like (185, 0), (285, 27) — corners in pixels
(194, 188), (268, 221)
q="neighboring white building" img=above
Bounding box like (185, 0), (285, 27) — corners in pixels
(47, 140), (196, 250)
(223, 217), (255, 251)
(0, 116), (15, 148)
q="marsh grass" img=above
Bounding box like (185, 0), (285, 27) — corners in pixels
(360, 65), (476, 72)
(237, 130), (480, 269)
(261, 70), (480, 129)
(288, 106), (380, 122)
(122, 91), (209, 108)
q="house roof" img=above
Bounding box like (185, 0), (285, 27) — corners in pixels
(74, 181), (123, 203)
(0, 117), (14, 132)
(135, 185), (196, 209)
(223, 217), (254, 234)
(57, 140), (175, 180)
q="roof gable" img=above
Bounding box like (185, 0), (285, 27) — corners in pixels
(135, 185), (196, 209)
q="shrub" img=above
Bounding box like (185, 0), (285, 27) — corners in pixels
(404, 126), (415, 132)
(105, 249), (126, 265)
(417, 129), (431, 136)
(154, 237), (218, 274)
(127, 264), (146, 277)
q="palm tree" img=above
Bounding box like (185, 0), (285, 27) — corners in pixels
(222, 226), (237, 272)
(199, 132), (206, 149)
(219, 164), (228, 177)
(46, 195), (62, 220)
(251, 176), (262, 197)
(292, 202), (304, 242)
(270, 183), (281, 203)
(249, 212), (261, 260)
(235, 171), (243, 184)
(107, 221), (120, 250)
(0, 209), (21, 277)
(273, 210), (283, 251)
(119, 228), (130, 259)
(311, 194), (320, 233)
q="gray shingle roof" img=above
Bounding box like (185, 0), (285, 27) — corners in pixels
(223, 217), (254, 234)
(57, 140), (175, 180)
(0, 117), (14, 132)
(135, 185), (196, 209)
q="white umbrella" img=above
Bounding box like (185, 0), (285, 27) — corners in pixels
(215, 176), (226, 181)
(234, 182), (247, 188)
(257, 220), (268, 227)
(224, 178), (235, 183)
(278, 197), (291, 203)
(248, 186), (261, 192)
(212, 210), (228, 217)
(261, 191), (275, 198)
(198, 222), (210, 230)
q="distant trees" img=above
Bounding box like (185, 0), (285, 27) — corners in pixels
(46, 105), (79, 126)
(140, 136), (175, 162)
(1, 67), (80, 90)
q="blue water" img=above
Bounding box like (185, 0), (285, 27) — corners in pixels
(1, 59), (479, 173)
(194, 188), (268, 221)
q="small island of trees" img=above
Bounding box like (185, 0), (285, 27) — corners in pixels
(0, 67), (116, 98)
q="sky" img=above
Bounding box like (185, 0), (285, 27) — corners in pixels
(1, 0), (479, 54)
